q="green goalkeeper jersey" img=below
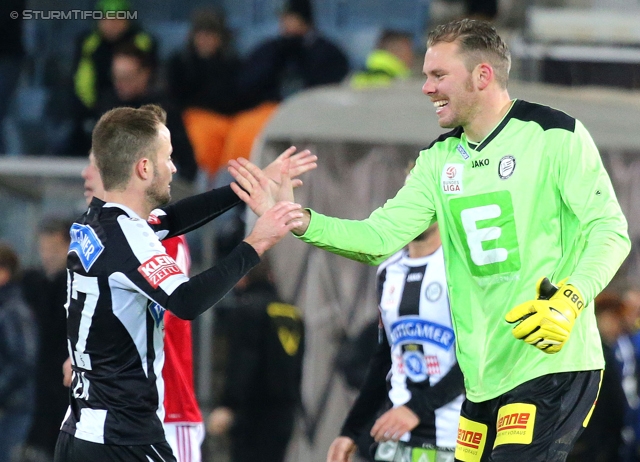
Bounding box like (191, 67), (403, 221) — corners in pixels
(299, 99), (631, 402)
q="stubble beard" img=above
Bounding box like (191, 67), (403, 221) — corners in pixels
(145, 164), (171, 209)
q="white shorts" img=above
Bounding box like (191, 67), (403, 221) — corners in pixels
(163, 422), (205, 462)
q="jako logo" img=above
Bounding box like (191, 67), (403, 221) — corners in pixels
(138, 254), (182, 288)
(472, 159), (489, 168)
(446, 166), (457, 178)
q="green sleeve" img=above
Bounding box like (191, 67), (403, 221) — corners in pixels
(298, 150), (438, 265)
(559, 120), (631, 302)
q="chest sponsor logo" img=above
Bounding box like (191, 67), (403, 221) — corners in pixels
(424, 281), (443, 302)
(390, 317), (454, 350)
(456, 143), (470, 160)
(138, 254), (183, 288)
(472, 158), (489, 168)
(494, 403), (536, 447)
(148, 302), (165, 328)
(456, 416), (487, 461)
(147, 213), (161, 225)
(442, 163), (463, 194)
(498, 155), (516, 179)
(69, 223), (105, 272)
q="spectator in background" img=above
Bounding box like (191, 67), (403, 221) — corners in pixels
(328, 224), (464, 462)
(207, 258), (304, 462)
(463, 0), (499, 21)
(167, 9), (245, 180)
(96, 44), (197, 183)
(66, 0), (157, 156)
(0, 0), (25, 154)
(350, 29), (415, 89)
(0, 242), (38, 462)
(239, 0), (349, 106)
(188, 0), (350, 180)
(20, 218), (74, 462)
(568, 292), (628, 462)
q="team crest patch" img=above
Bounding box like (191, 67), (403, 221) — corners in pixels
(138, 254), (183, 288)
(69, 223), (105, 272)
(498, 156), (516, 179)
(402, 347), (428, 382)
(442, 163), (463, 194)
(424, 282), (443, 301)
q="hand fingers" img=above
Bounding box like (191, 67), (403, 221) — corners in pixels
(230, 182), (251, 204)
(228, 164), (259, 193)
(290, 149), (314, 163)
(505, 302), (534, 323)
(237, 157), (270, 184)
(276, 146), (297, 161)
(291, 179), (303, 188)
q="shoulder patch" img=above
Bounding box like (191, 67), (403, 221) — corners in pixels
(69, 223), (105, 272)
(510, 100), (576, 132)
(138, 254), (183, 289)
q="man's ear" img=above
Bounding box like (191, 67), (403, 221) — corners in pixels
(136, 158), (152, 180)
(475, 63), (493, 90)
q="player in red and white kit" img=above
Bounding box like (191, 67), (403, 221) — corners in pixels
(160, 235), (205, 462)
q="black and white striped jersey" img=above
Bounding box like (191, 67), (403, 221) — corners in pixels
(378, 246), (463, 448)
(62, 191), (259, 445)
(340, 246), (464, 449)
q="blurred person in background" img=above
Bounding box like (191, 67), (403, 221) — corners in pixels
(96, 44), (197, 184)
(66, 0), (157, 156)
(0, 242), (38, 462)
(327, 223), (464, 462)
(239, 0), (349, 106)
(20, 218), (74, 462)
(167, 8), (245, 180)
(207, 257), (304, 462)
(568, 292), (628, 461)
(350, 29), (415, 89)
(0, 0), (25, 155)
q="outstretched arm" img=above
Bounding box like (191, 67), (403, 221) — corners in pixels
(154, 147), (316, 238)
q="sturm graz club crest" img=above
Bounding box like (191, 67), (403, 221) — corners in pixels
(498, 155), (516, 179)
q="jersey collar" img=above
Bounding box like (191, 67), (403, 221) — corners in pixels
(463, 99), (518, 153)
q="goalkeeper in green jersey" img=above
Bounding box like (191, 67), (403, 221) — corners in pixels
(227, 18), (631, 462)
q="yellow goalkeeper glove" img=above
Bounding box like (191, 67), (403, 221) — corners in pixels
(505, 277), (585, 354)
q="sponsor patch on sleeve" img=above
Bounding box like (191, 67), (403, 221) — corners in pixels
(455, 416), (487, 462)
(494, 403), (536, 447)
(138, 254), (183, 289)
(69, 223), (105, 272)
(147, 213), (161, 225)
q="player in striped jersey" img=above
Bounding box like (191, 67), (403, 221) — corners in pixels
(54, 104), (314, 462)
(327, 223), (464, 462)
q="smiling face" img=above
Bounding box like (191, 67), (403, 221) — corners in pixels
(422, 41), (480, 130)
(144, 124), (176, 209)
